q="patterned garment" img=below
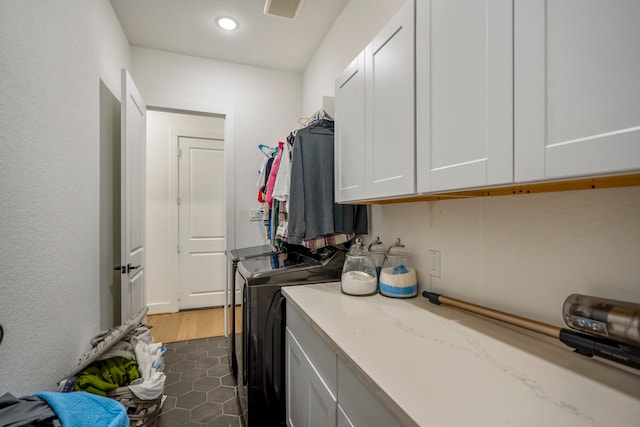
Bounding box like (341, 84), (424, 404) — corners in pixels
(275, 201), (289, 243)
(261, 202), (270, 240)
(302, 232), (355, 251)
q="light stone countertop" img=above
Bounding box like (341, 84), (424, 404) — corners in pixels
(282, 282), (640, 427)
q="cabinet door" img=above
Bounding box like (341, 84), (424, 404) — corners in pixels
(365, 0), (415, 199)
(337, 357), (403, 427)
(286, 328), (337, 427)
(335, 52), (367, 203)
(286, 328), (307, 426)
(416, 0), (513, 192)
(515, 0), (640, 181)
(337, 404), (354, 427)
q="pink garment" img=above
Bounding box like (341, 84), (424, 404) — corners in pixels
(265, 141), (285, 207)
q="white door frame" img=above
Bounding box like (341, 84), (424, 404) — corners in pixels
(145, 98), (236, 332)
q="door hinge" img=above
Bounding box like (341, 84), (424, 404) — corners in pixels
(177, 196), (181, 206)
(177, 147), (182, 158)
(177, 244), (181, 254)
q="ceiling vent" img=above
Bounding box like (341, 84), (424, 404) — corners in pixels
(264, 0), (304, 19)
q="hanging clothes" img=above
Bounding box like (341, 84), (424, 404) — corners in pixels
(287, 120), (334, 244)
(265, 141), (285, 207)
(286, 119), (367, 245)
(302, 232), (355, 251)
(271, 134), (293, 202)
(256, 156), (269, 189)
(275, 200), (289, 243)
(253, 111), (367, 248)
(256, 144), (278, 202)
(271, 135), (293, 244)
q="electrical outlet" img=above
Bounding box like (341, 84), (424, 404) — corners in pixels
(250, 209), (264, 221)
(429, 250), (441, 278)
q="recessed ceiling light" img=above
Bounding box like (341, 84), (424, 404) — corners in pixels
(217, 17), (238, 31)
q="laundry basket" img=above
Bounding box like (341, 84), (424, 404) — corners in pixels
(60, 307), (164, 427)
(108, 386), (161, 427)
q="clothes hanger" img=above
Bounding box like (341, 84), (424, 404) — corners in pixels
(298, 109), (334, 129)
(258, 144), (276, 157)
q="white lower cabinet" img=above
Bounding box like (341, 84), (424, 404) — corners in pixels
(286, 304), (337, 427)
(286, 304), (402, 427)
(286, 329), (337, 427)
(337, 358), (403, 427)
(337, 404), (354, 427)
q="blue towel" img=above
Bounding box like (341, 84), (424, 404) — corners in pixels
(33, 391), (128, 427)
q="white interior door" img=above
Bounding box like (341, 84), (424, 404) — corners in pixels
(120, 69), (147, 323)
(178, 136), (226, 309)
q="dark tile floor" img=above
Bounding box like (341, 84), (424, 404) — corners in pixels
(160, 336), (244, 427)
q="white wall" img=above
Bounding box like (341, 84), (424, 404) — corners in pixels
(0, 0), (131, 395)
(302, 0), (640, 326)
(131, 47), (303, 250)
(302, 0), (407, 116)
(370, 189), (640, 326)
(146, 110), (225, 313)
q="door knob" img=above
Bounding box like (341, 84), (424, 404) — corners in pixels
(127, 263), (141, 273)
(113, 265), (125, 273)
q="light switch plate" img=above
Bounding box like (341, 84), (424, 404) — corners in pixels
(250, 209), (264, 221)
(429, 250), (441, 278)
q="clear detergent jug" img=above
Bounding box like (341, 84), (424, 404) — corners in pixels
(379, 238), (418, 298)
(341, 238), (378, 296)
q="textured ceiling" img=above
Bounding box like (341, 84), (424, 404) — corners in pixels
(110, 0), (349, 73)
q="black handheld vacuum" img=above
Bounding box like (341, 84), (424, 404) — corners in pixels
(422, 291), (640, 371)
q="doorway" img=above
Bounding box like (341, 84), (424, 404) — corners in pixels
(99, 70), (149, 327)
(99, 80), (121, 330)
(177, 133), (226, 309)
(146, 109), (229, 314)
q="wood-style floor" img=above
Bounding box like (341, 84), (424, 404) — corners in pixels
(146, 306), (242, 343)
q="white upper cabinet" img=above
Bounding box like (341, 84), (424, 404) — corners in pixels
(514, 0), (640, 182)
(416, 0), (514, 193)
(365, 0), (416, 199)
(335, 52), (366, 203)
(337, 0), (639, 203)
(335, 0), (415, 202)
